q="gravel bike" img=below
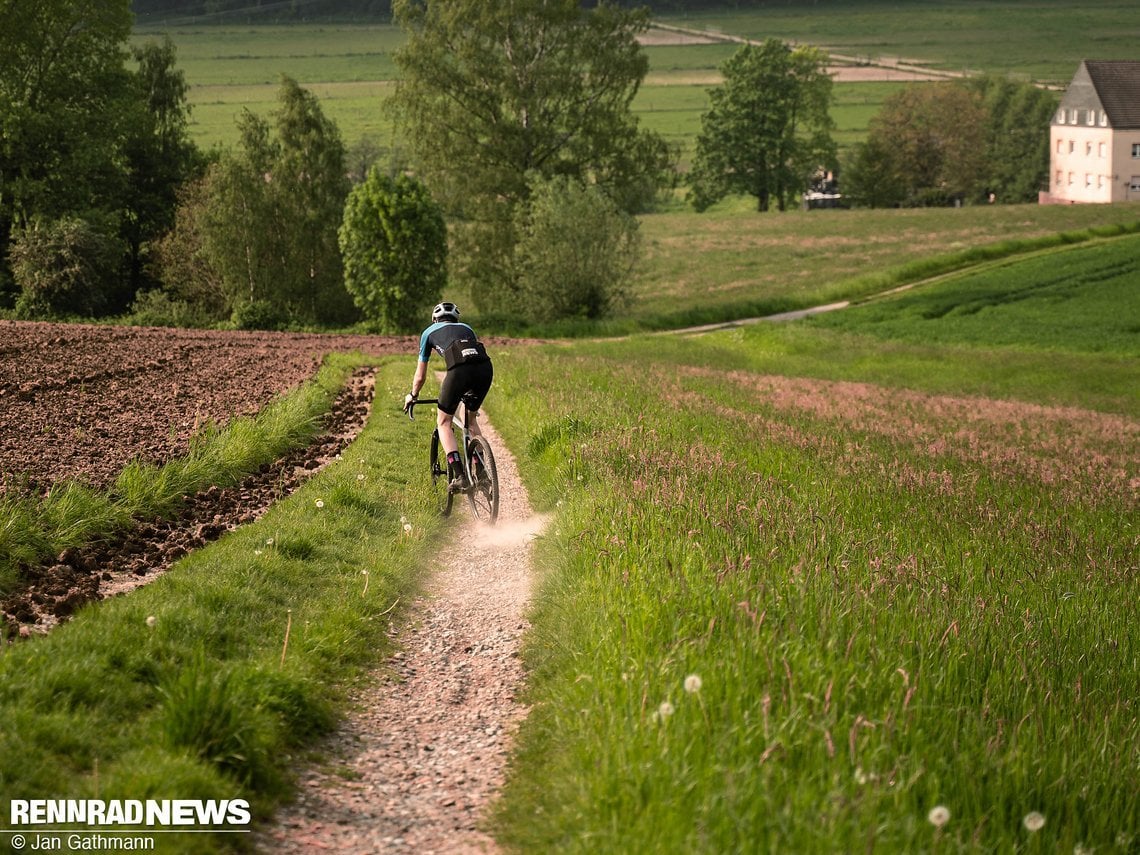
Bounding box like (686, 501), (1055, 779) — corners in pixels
(406, 397), (499, 523)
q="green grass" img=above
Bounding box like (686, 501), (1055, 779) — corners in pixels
(617, 202), (1140, 331)
(812, 232), (1140, 356)
(485, 266), (1139, 852)
(0, 360), (445, 853)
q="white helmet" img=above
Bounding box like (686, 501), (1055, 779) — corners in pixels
(432, 301), (460, 322)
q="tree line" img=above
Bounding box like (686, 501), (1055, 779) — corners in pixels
(3, 0), (1056, 332)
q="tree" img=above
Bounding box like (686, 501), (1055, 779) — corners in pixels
(339, 169), (447, 333)
(0, 0), (133, 303)
(9, 217), (122, 318)
(511, 174), (639, 323)
(163, 77), (357, 328)
(119, 37), (203, 299)
(389, 0), (673, 311)
(969, 75), (1057, 203)
(688, 40), (836, 213)
(844, 83), (988, 207)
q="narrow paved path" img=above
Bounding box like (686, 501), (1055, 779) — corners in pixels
(259, 416), (543, 853)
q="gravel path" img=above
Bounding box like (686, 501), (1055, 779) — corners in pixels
(259, 415), (544, 854)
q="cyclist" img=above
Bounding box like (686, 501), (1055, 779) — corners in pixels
(404, 302), (494, 493)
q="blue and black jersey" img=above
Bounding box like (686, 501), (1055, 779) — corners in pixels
(418, 321), (480, 363)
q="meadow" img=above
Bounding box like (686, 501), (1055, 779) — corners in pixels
(484, 264), (1138, 852)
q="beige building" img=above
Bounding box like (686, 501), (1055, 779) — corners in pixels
(1043, 60), (1140, 204)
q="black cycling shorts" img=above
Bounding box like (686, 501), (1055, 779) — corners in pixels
(437, 359), (494, 416)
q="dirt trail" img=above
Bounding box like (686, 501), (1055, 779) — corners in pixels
(259, 415), (544, 854)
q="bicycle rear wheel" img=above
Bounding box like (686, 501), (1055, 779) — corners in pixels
(466, 436), (499, 524)
(430, 429), (453, 517)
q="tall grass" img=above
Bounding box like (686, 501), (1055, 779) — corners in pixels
(0, 360), (444, 853)
(485, 272), (1138, 851)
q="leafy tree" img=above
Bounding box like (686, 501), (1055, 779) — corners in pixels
(163, 77), (357, 328)
(389, 0), (672, 311)
(339, 169), (447, 333)
(844, 83), (988, 207)
(969, 75), (1057, 204)
(9, 217), (123, 318)
(511, 174), (639, 323)
(0, 0), (133, 303)
(119, 37), (203, 299)
(689, 40), (836, 213)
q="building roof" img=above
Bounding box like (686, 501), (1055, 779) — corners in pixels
(1060, 60), (1140, 129)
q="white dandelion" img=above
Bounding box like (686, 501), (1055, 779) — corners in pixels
(684, 674), (702, 694)
(315, 499), (325, 508)
(927, 806), (951, 828)
(145, 615), (156, 628)
(658, 701), (674, 718)
(1023, 812), (1046, 832)
(403, 523), (413, 534)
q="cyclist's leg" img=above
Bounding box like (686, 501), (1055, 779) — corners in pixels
(436, 369), (463, 455)
(461, 361), (494, 438)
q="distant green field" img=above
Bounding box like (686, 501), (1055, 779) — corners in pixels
(137, 0), (1137, 151)
(811, 233), (1140, 356)
(626, 200), (1140, 328)
(661, 0), (1140, 83)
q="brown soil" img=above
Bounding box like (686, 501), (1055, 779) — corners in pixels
(0, 320), (519, 637)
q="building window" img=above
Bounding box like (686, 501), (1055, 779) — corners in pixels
(1068, 172), (1074, 185)
(1131, 176), (1140, 192)
(1071, 109), (1080, 124)
(1069, 141), (1075, 153)
(1086, 141), (1093, 156)
(1133, 143), (1140, 158)
(1100, 112), (1108, 126)
(1056, 109), (1066, 124)
(1098, 174), (1105, 189)
(1086, 173), (1093, 187)
(1099, 142), (1106, 158)
(1087, 110), (1096, 126)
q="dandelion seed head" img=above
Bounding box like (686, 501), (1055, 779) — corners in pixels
(403, 523), (413, 533)
(254, 549), (263, 556)
(928, 806), (950, 828)
(1023, 812), (1045, 832)
(854, 767), (868, 785)
(684, 674), (702, 694)
(265, 538), (274, 545)
(145, 615), (156, 628)
(357, 473), (365, 481)
(315, 499), (325, 508)
(658, 701), (674, 718)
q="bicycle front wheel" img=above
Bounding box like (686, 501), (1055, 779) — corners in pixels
(430, 429), (453, 517)
(466, 436), (499, 524)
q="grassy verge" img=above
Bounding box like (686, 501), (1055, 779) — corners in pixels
(485, 273), (1138, 851)
(0, 360), (445, 853)
(0, 353), (364, 597)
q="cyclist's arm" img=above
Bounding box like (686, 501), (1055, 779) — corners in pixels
(411, 359), (428, 398)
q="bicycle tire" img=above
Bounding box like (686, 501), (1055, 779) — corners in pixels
(466, 435), (499, 524)
(430, 429), (453, 517)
